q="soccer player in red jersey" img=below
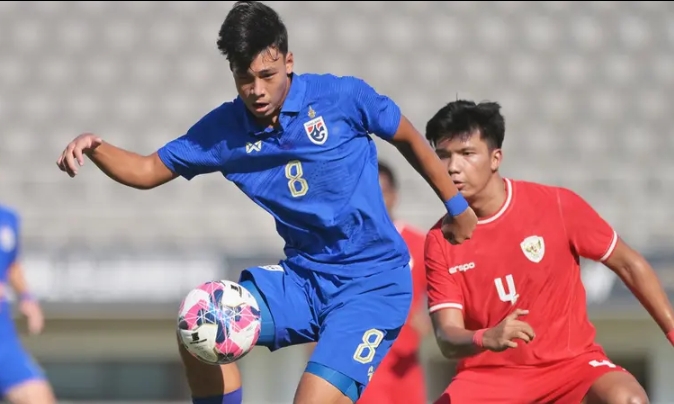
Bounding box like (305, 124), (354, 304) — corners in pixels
(423, 100), (674, 404)
(357, 161), (430, 404)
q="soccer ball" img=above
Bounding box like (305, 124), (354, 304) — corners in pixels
(177, 280), (262, 365)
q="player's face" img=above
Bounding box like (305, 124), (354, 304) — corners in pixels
(232, 48), (294, 122)
(379, 174), (398, 216)
(435, 131), (502, 200)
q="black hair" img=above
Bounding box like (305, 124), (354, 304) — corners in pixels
(425, 100), (505, 150)
(217, 1), (289, 72)
(378, 161), (398, 190)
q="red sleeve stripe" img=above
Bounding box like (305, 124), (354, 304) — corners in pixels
(599, 230), (618, 262)
(429, 302), (463, 313)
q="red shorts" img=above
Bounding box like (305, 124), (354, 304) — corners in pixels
(359, 353), (426, 404)
(435, 350), (628, 404)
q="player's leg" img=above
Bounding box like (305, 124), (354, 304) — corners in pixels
(180, 264), (318, 404)
(543, 351), (649, 404)
(434, 368), (514, 404)
(295, 265), (413, 404)
(0, 340), (56, 404)
(583, 371), (649, 404)
(177, 340), (243, 404)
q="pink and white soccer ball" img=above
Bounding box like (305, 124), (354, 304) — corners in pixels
(177, 280), (261, 365)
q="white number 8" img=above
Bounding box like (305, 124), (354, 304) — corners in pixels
(285, 160), (308, 198)
(352, 329), (384, 364)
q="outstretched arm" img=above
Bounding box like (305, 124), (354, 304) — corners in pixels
(347, 76), (476, 241)
(390, 117), (464, 211)
(390, 117), (477, 243)
(57, 133), (178, 189)
(57, 105), (230, 188)
(557, 187), (674, 345)
(604, 240), (674, 344)
(87, 143), (177, 189)
(8, 262), (45, 335)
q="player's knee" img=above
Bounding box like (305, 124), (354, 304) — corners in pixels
(624, 394), (649, 404)
(602, 389), (649, 404)
(177, 337), (242, 397)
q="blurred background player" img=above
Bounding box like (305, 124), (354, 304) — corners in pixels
(356, 161), (431, 404)
(0, 204), (55, 404)
(55, 2), (476, 404)
(423, 100), (674, 404)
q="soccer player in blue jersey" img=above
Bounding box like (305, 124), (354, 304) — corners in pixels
(56, 2), (477, 403)
(0, 204), (56, 404)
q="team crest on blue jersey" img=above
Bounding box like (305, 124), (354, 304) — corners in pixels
(303, 116), (329, 145)
(0, 226), (15, 252)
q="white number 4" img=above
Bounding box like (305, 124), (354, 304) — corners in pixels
(589, 360), (617, 368)
(495, 274), (519, 305)
(353, 329), (384, 364)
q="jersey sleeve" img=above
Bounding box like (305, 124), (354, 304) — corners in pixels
(425, 229), (464, 313)
(156, 104), (230, 180)
(557, 187), (618, 262)
(347, 77), (402, 140)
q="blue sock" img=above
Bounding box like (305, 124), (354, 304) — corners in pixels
(192, 387), (243, 404)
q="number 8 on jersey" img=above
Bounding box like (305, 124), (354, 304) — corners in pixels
(285, 160), (308, 198)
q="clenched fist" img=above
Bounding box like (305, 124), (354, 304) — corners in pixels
(441, 208), (477, 245)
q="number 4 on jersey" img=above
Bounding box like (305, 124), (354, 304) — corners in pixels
(589, 360), (617, 368)
(495, 274), (519, 305)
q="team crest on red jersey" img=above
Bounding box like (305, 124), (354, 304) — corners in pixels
(303, 116), (329, 145)
(520, 235), (545, 263)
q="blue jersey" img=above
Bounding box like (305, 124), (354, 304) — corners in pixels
(0, 205), (19, 287)
(157, 73), (410, 276)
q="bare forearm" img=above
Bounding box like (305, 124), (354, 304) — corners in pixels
(395, 141), (459, 202)
(435, 325), (482, 359)
(391, 117), (459, 202)
(617, 262), (674, 335)
(87, 143), (168, 190)
(8, 263), (29, 296)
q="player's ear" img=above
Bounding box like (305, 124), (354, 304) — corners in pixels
(490, 148), (502, 172)
(285, 52), (294, 75)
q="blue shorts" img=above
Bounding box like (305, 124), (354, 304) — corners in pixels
(239, 262), (412, 401)
(0, 303), (45, 396)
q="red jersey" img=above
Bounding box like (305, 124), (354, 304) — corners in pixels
(391, 221), (427, 355)
(425, 179), (618, 372)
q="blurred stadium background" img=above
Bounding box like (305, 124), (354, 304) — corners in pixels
(1, 1), (673, 403)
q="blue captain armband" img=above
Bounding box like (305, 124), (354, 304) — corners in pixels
(444, 193), (470, 217)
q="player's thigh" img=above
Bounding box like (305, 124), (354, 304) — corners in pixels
(553, 352), (648, 404)
(306, 266), (413, 403)
(0, 340), (53, 404)
(239, 264), (318, 350)
(584, 369), (649, 404)
(294, 372), (354, 404)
